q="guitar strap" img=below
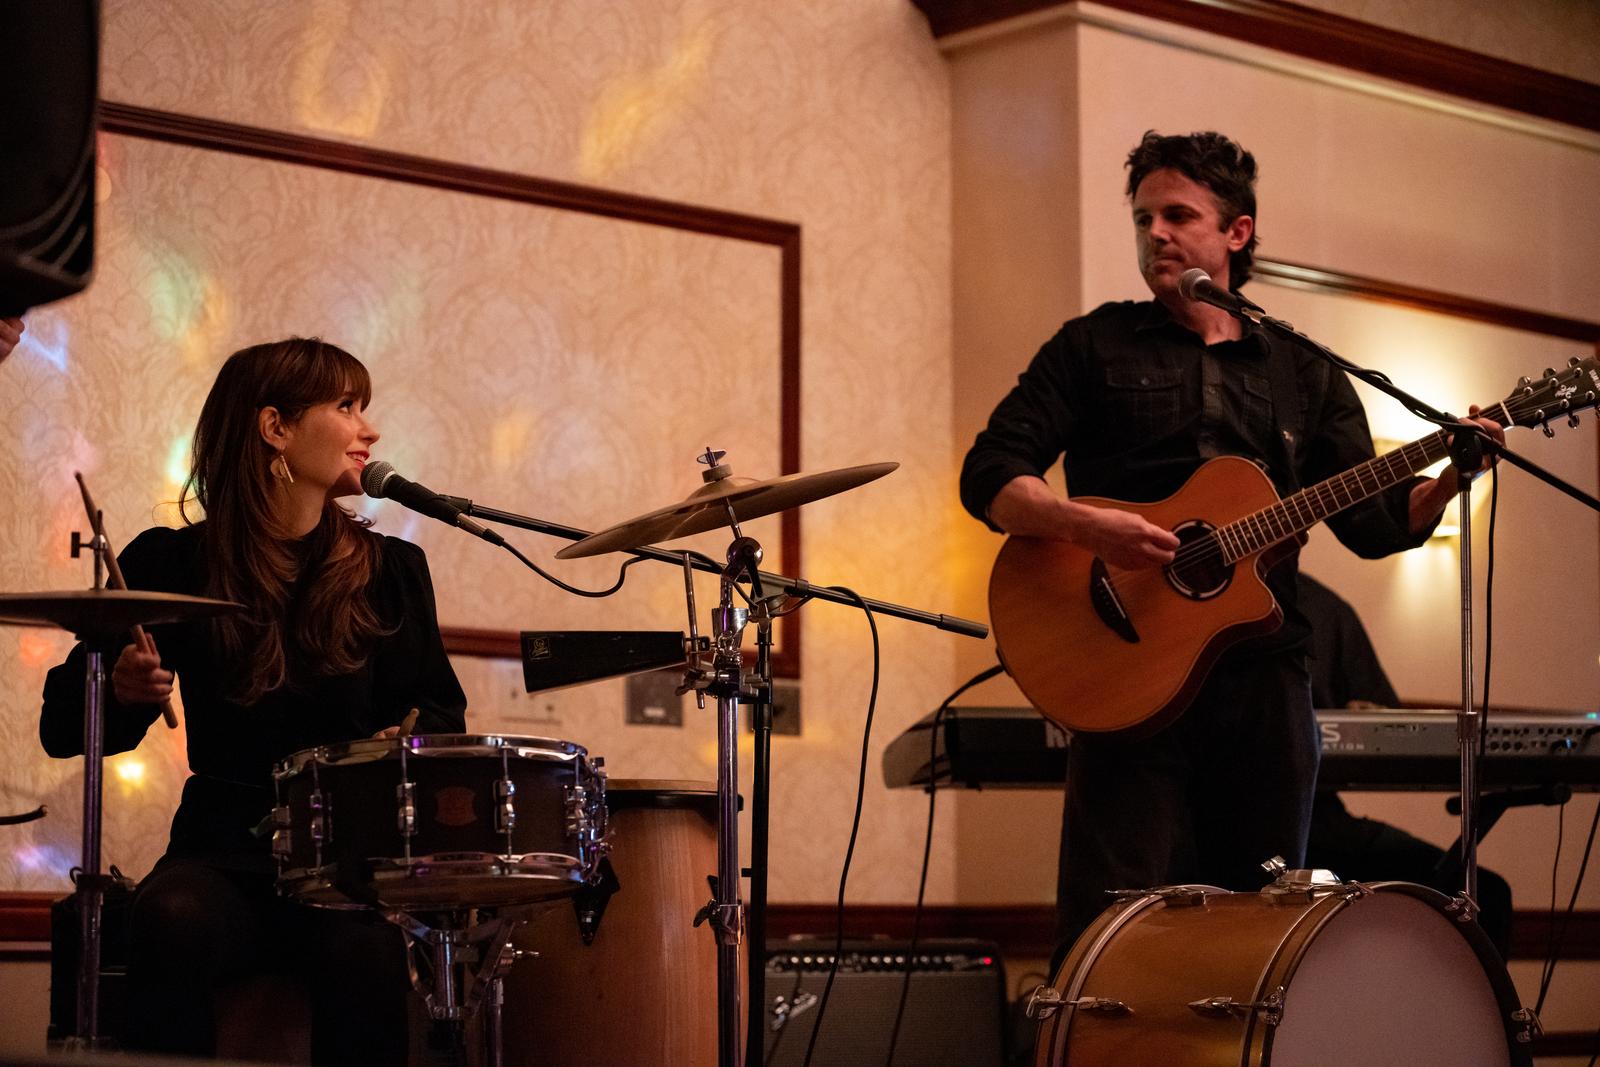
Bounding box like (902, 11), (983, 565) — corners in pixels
(1264, 339), (1305, 493)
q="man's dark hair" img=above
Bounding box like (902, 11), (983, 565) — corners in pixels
(1124, 130), (1259, 289)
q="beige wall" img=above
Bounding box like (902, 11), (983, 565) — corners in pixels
(1, 0), (961, 909)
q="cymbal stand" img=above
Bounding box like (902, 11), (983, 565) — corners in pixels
(688, 526), (764, 1067)
(66, 516), (112, 1049)
(385, 908), (522, 1067)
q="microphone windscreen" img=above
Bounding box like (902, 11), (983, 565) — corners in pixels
(360, 459), (396, 498)
(1178, 268), (1209, 300)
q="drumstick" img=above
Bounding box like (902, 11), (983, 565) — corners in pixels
(399, 708), (420, 735)
(74, 473), (179, 730)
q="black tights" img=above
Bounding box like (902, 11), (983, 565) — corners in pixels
(123, 857), (410, 1063)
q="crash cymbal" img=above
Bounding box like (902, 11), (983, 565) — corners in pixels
(556, 461), (898, 559)
(0, 589), (244, 638)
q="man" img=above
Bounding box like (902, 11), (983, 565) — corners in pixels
(959, 130), (1503, 960)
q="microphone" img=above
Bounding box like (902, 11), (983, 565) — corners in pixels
(1178, 268), (1265, 323)
(360, 461), (504, 546)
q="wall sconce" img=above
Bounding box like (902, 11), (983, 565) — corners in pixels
(1373, 437), (1458, 542)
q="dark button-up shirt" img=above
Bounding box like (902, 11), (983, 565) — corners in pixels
(959, 299), (1437, 652)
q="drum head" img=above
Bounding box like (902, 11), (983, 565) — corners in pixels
(1270, 890), (1511, 1066)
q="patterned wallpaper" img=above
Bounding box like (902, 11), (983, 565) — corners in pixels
(0, 0), (960, 906)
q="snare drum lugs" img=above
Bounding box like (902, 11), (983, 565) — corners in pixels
(272, 734), (607, 909)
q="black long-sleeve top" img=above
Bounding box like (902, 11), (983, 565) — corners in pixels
(960, 300), (1438, 652)
(40, 522), (468, 870)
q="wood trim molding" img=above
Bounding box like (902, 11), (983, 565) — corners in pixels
(1253, 258), (1600, 344)
(911, 0), (1600, 135)
(96, 101), (805, 677)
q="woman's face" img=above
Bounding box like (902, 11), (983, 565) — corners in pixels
(280, 390), (379, 499)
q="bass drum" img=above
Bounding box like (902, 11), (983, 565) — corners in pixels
(1032, 881), (1533, 1067)
(500, 780), (743, 1067)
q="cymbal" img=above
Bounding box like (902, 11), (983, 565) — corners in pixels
(0, 589), (244, 638)
(556, 461), (899, 559)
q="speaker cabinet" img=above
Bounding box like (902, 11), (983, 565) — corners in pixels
(763, 938), (1005, 1067)
(0, 1), (99, 316)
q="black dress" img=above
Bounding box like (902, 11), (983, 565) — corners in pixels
(40, 521), (468, 1060)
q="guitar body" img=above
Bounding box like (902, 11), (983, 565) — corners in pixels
(989, 456), (1289, 737)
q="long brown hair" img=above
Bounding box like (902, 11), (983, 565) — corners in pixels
(179, 338), (388, 703)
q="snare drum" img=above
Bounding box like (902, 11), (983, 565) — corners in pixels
(272, 734), (606, 909)
(1032, 881), (1533, 1067)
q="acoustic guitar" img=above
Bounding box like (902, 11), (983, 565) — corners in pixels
(989, 356), (1600, 737)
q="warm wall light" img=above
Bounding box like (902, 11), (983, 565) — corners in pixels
(1372, 437), (1463, 542)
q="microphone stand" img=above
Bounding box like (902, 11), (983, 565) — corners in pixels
(1218, 296), (1599, 910)
(449, 497), (988, 1065)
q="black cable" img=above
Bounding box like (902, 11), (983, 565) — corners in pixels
(800, 587), (879, 1067)
(1536, 794), (1600, 1017)
(500, 540), (647, 598)
(884, 663), (1004, 1067)
(1539, 800), (1567, 1011)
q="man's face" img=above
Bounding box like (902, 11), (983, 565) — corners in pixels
(1131, 168), (1252, 302)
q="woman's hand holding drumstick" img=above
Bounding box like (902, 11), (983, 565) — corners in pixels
(74, 473), (179, 729)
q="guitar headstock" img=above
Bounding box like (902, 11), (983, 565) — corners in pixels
(1496, 355), (1600, 437)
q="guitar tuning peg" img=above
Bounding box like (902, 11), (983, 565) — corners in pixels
(1571, 357), (1585, 368)
(1542, 422), (1556, 438)
(1569, 413), (1581, 429)
(1543, 367), (1557, 378)
(1516, 376), (1531, 387)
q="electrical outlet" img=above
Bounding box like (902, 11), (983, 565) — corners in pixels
(625, 670), (684, 726)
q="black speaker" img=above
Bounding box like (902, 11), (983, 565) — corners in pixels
(763, 938), (1006, 1067)
(0, 1), (100, 317)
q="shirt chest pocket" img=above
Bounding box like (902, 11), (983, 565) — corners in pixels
(1103, 364), (1185, 443)
(1239, 370), (1277, 448)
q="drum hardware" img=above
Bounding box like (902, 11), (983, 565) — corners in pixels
(1025, 988), (1133, 1021)
(1445, 892), (1481, 924)
(449, 451), (988, 1067)
(2, 476), (242, 1050)
(1110, 885), (1208, 905)
(384, 908), (527, 1067)
(1510, 1007), (1544, 1044)
(1187, 990), (1284, 1024)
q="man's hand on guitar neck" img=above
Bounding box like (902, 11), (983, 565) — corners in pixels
(987, 475), (1179, 570)
(1407, 405), (1506, 536)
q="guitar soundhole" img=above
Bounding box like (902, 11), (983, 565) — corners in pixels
(1165, 520), (1232, 601)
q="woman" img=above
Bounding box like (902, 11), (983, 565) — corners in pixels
(41, 337), (467, 1061)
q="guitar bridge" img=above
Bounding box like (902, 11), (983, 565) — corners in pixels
(1089, 558), (1139, 643)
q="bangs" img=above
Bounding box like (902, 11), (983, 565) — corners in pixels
(300, 339), (372, 408)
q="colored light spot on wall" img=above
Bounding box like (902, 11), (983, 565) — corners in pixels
(17, 309), (70, 373)
(292, 1), (391, 139)
(491, 412), (536, 472)
(18, 632), (66, 671)
(112, 756), (146, 787)
(580, 21), (714, 180)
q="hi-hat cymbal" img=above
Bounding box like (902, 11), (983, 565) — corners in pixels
(556, 461), (898, 559)
(0, 589), (244, 638)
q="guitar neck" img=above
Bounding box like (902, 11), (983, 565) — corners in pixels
(1219, 429), (1453, 560)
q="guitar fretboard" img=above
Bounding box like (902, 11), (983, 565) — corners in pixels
(1215, 431), (1451, 562)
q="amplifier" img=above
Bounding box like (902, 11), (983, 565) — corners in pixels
(762, 938), (1005, 1067)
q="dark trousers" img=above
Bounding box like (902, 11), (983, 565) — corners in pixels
(123, 856), (410, 1063)
(1055, 652), (1319, 964)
